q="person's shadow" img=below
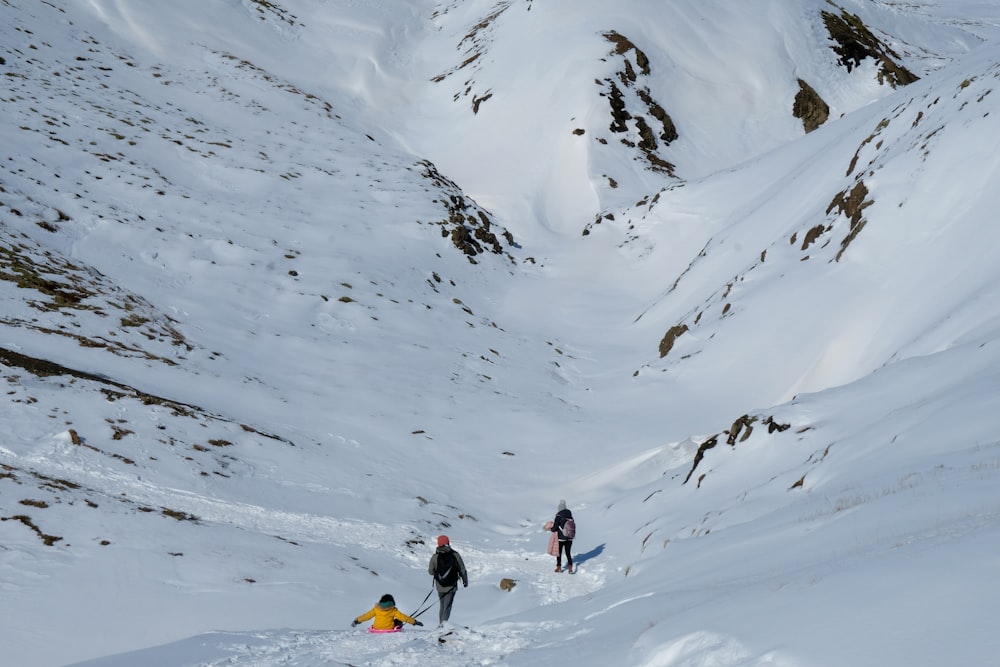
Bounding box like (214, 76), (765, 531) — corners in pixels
(573, 543), (605, 566)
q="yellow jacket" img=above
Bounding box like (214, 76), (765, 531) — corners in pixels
(354, 604), (418, 630)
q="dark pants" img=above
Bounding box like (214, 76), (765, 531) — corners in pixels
(438, 587), (456, 625)
(557, 540), (573, 569)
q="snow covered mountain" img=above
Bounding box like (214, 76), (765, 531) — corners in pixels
(2, 1), (999, 665)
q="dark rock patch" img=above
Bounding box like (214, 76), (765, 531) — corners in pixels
(793, 78), (830, 133)
(822, 8), (918, 88)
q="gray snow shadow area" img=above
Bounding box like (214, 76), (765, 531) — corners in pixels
(573, 543), (606, 566)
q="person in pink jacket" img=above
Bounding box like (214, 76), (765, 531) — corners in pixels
(548, 500), (575, 573)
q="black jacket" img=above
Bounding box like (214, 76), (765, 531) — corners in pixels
(551, 508), (573, 542)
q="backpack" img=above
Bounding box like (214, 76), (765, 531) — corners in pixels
(434, 550), (459, 586)
(561, 516), (576, 540)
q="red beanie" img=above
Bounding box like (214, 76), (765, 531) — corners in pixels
(437, 535), (449, 547)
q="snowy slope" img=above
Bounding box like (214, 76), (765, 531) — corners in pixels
(2, 1), (1000, 666)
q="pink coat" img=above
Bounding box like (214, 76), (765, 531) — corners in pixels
(545, 522), (559, 556)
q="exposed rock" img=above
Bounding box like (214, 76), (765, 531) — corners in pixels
(827, 180), (873, 260)
(793, 78), (830, 133)
(727, 414), (756, 445)
(801, 223), (829, 251)
(658, 323), (689, 358)
(685, 415), (793, 485)
(418, 160), (517, 263)
(684, 435), (718, 484)
(601, 31), (677, 176)
(822, 8), (919, 88)
(604, 32), (650, 76)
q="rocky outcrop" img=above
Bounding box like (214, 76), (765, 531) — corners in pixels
(793, 78), (830, 133)
(823, 8), (919, 88)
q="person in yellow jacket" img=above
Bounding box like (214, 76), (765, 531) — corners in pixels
(351, 593), (423, 631)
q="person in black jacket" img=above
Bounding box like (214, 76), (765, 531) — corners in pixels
(549, 499), (575, 573)
(427, 535), (468, 627)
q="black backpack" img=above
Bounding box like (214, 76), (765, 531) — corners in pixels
(434, 550), (459, 586)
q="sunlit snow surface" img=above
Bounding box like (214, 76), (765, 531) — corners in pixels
(2, 1), (1000, 665)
